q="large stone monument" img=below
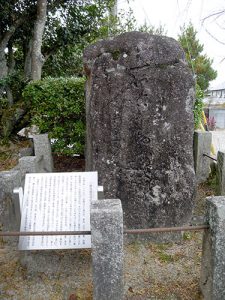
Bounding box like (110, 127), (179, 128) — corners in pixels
(84, 31), (196, 229)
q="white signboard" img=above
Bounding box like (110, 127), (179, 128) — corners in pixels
(19, 172), (98, 250)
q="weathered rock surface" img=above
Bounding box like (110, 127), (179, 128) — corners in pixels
(84, 31), (196, 229)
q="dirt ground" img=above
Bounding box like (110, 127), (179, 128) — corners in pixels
(0, 141), (216, 299)
(0, 232), (203, 300)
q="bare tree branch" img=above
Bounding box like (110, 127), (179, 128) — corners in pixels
(202, 9), (225, 45)
(204, 27), (225, 45)
(202, 9), (225, 24)
(0, 18), (23, 50)
(215, 20), (225, 31)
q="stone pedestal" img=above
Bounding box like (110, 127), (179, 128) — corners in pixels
(91, 199), (123, 300)
(217, 151), (225, 195)
(0, 170), (22, 245)
(193, 131), (212, 183)
(200, 196), (225, 300)
(33, 134), (53, 172)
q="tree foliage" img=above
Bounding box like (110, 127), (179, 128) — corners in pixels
(23, 77), (86, 154)
(0, 0), (166, 143)
(178, 23), (217, 91)
(0, 0), (115, 139)
(0, 0), (114, 86)
(42, 6), (166, 77)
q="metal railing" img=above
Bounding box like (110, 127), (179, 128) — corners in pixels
(203, 153), (217, 161)
(0, 225), (209, 237)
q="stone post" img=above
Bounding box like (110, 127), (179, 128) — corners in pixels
(18, 156), (43, 186)
(33, 134), (54, 172)
(200, 196), (225, 300)
(91, 199), (123, 300)
(0, 170), (22, 244)
(193, 130), (212, 183)
(216, 151), (225, 195)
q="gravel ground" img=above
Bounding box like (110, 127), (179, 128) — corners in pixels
(0, 150), (215, 299)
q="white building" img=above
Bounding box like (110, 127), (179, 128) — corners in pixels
(204, 82), (225, 129)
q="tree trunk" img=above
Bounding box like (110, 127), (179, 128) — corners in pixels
(7, 41), (15, 74)
(0, 50), (8, 97)
(0, 51), (8, 80)
(6, 41), (15, 105)
(0, 19), (23, 98)
(24, 39), (33, 80)
(31, 0), (47, 81)
(0, 19), (23, 78)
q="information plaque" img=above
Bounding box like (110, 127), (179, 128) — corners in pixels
(19, 172), (98, 250)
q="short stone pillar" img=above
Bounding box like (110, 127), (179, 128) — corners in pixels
(200, 196), (225, 300)
(91, 199), (123, 300)
(216, 151), (225, 195)
(18, 156), (43, 186)
(33, 134), (54, 172)
(0, 170), (22, 244)
(84, 31), (196, 229)
(193, 130), (212, 183)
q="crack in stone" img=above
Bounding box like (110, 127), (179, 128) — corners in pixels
(129, 59), (181, 71)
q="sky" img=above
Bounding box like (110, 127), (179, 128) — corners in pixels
(118, 0), (225, 88)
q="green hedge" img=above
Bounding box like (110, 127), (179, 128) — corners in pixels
(23, 77), (86, 155)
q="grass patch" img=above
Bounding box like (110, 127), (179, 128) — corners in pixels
(151, 279), (203, 300)
(149, 243), (185, 264)
(206, 171), (218, 193)
(183, 232), (193, 240)
(157, 250), (185, 263)
(127, 240), (142, 254)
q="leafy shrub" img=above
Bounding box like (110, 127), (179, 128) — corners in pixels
(194, 84), (204, 129)
(23, 77), (86, 155)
